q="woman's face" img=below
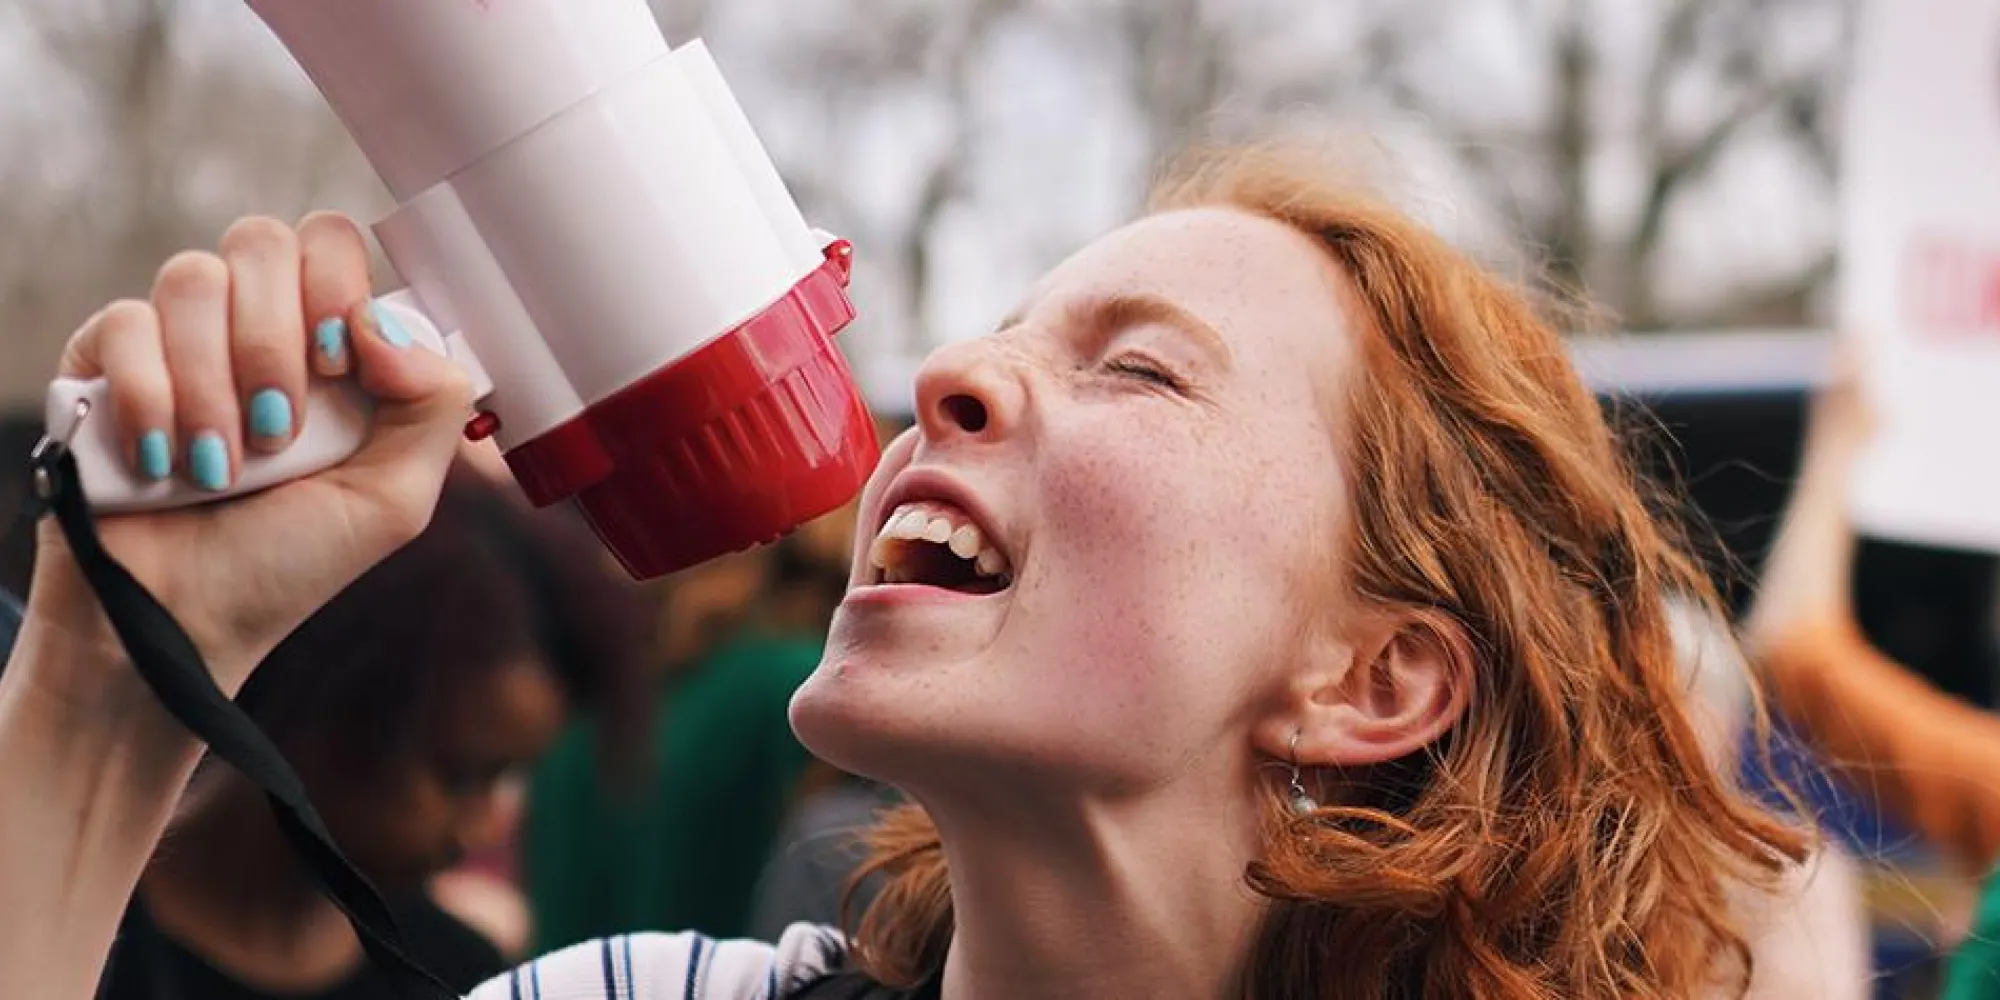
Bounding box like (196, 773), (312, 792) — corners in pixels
(317, 656), (566, 890)
(790, 207), (1364, 794)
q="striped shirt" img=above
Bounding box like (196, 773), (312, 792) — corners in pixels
(466, 923), (846, 1000)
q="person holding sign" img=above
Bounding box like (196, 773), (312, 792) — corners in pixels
(1745, 355), (2000, 997)
(1748, 360), (2000, 874)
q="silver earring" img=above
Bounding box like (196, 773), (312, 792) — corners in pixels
(1287, 731), (1319, 816)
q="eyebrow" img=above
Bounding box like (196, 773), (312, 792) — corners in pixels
(996, 292), (1235, 371)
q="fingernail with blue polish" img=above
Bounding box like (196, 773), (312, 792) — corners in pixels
(189, 433), (229, 491)
(315, 316), (347, 364)
(138, 430), (170, 481)
(370, 302), (411, 348)
(249, 388), (293, 440)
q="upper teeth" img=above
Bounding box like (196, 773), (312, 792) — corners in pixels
(869, 501), (1012, 582)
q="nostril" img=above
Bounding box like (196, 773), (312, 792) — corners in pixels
(941, 394), (988, 433)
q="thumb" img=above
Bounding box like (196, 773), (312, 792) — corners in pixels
(320, 301), (476, 541)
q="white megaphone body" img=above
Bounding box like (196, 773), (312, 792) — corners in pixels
(44, 0), (879, 580)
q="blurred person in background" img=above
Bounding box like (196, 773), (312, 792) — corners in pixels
(422, 436), (568, 958)
(523, 491), (859, 949)
(0, 584), (17, 653)
(81, 462), (654, 1000)
(0, 413), (45, 597)
(1743, 356), (2000, 998)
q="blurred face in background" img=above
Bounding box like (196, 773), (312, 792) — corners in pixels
(307, 654), (567, 891)
(235, 464), (649, 895)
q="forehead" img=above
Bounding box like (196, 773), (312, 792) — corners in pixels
(1022, 207), (1358, 378)
(435, 656), (564, 757)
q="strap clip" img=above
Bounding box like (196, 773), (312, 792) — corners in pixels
(29, 397), (92, 508)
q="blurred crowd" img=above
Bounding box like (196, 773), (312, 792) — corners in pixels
(10, 385), (2000, 1000)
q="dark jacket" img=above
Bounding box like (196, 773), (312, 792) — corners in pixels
(0, 589), (19, 665)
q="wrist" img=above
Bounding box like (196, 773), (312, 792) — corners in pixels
(5, 604), (191, 751)
(1745, 598), (1856, 656)
(22, 538), (266, 702)
(1753, 617), (1862, 707)
(0, 604), (206, 998)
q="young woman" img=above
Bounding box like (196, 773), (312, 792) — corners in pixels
(2, 142), (1806, 999)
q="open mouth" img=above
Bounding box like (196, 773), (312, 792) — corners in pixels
(866, 500), (1013, 595)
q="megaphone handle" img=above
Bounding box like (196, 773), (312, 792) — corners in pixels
(44, 295), (468, 514)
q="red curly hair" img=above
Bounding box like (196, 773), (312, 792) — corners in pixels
(838, 140), (1809, 999)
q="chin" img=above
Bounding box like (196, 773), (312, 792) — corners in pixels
(787, 681), (864, 776)
(789, 651), (936, 784)
(787, 641), (1017, 793)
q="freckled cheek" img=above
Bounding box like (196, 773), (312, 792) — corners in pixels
(1032, 439), (1277, 672)
(1041, 426), (1300, 566)
(1038, 436), (1190, 576)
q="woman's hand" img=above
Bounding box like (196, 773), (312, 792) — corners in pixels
(21, 212), (472, 700)
(0, 211), (474, 1000)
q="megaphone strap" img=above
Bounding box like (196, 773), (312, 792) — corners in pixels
(25, 423), (457, 1000)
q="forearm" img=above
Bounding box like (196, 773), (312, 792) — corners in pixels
(0, 613), (204, 1000)
(1765, 627), (2000, 873)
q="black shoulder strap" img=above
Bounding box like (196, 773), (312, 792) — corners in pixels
(789, 972), (941, 1000)
(27, 438), (454, 999)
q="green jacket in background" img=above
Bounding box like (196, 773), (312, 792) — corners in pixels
(523, 629), (821, 951)
(1947, 869), (2000, 998)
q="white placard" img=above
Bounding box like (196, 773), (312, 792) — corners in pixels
(1841, 0), (2000, 552)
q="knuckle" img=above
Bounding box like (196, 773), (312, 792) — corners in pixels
(218, 215), (299, 264)
(154, 250), (230, 301)
(111, 369), (171, 410)
(65, 299), (158, 374)
(96, 298), (158, 337)
(438, 368), (476, 408)
(231, 339), (294, 380)
(298, 210), (365, 249)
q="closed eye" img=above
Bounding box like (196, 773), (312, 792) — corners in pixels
(1105, 355), (1184, 391)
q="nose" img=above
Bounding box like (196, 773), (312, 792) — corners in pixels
(912, 336), (1024, 446)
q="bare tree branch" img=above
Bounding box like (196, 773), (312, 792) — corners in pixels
(1543, 0), (1594, 295)
(1638, 0), (1716, 149)
(1630, 71), (1824, 276)
(1116, 0), (1232, 175)
(1682, 248), (1837, 328)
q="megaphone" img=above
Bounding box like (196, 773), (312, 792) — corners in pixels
(43, 0), (879, 580)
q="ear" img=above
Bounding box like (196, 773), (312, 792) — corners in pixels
(1259, 608), (1474, 768)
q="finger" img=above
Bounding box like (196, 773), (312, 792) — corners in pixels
(321, 300), (475, 549)
(67, 300), (175, 482)
(219, 217), (306, 454)
(298, 211), (371, 379)
(153, 251), (239, 493)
